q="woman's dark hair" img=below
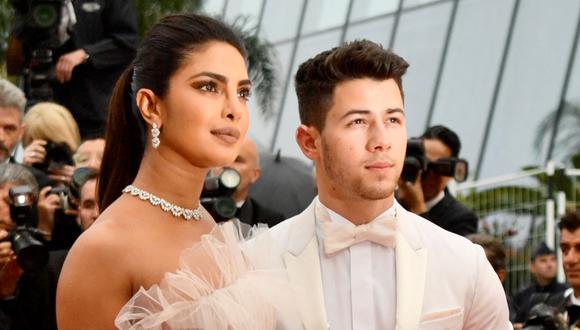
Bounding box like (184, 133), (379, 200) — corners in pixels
(99, 14), (247, 211)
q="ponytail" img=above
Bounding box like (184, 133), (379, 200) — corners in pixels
(98, 64), (145, 211)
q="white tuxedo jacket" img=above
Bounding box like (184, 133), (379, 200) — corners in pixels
(269, 199), (511, 330)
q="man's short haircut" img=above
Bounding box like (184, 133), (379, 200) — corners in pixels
(421, 125), (461, 157)
(559, 210), (580, 233)
(467, 233), (506, 272)
(0, 163), (39, 197)
(294, 39), (409, 131)
(0, 78), (26, 113)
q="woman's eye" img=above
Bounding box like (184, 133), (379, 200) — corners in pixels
(238, 89), (251, 100)
(199, 81), (218, 92)
(352, 119), (365, 125)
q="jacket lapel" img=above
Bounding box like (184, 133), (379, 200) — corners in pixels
(395, 208), (428, 330)
(283, 201), (329, 330)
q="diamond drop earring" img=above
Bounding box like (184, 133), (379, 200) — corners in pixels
(152, 123), (160, 149)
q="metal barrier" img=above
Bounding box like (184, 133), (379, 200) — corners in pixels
(454, 164), (579, 297)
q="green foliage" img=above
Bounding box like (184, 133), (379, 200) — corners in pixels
(133, 0), (203, 37)
(534, 101), (580, 163)
(458, 185), (545, 217)
(231, 17), (279, 119)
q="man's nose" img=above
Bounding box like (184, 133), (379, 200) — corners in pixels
(367, 123), (392, 152)
(565, 250), (580, 265)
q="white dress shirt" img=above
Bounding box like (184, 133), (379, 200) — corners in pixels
(424, 190), (445, 212)
(315, 200), (397, 330)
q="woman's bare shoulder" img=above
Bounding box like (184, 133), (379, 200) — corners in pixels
(56, 205), (143, 329)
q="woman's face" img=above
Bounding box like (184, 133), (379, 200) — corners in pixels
(157, 41), (251, 168)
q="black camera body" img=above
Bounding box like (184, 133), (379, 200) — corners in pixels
(6, 185), (49, 272)
(10, 0), (65, 103)
(401, 138), (469, 183)
(33, 141), (74, 172)
(201, 168), (241, 222)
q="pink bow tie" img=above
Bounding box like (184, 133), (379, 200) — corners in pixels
(317, 203), (397, 255)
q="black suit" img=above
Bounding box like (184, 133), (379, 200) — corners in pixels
(235, 198), (285, 228)
(511, 279), (569, 323)
(420, 189), (478, 236)
(0, 250), (67, 330)
(53, 0), (138, 138)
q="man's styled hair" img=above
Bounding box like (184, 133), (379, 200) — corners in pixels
(0, 78), (26, 113)
(0, 163), (39, 197)
(421, 125), (461, 157)
(294, 39), (409, 131)
(559, 210), (580, 232)
(468, 233), (506, 272)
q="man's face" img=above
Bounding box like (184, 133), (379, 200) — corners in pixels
(530, 254), (557, 283)
(0, 107), (24, 163)
(73, 138), (105, 169)
(78, 179), (99, 231)
(561, 228), (580, 290)
(227, 139), (260, 202)
(313, 78), (406, 202)
(420, 138), (453, 201)
(0, 182), (16, 231)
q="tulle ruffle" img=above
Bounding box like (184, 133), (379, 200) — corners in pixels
(115, 221), (298, 330)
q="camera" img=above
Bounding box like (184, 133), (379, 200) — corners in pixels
(33, 141), (74, 172)
(9, 0), (65, 103)
(47, 167), (98, 212)
(5, 185), (49, 272)
(401, 138), (469, 183)
(401, 138), (428, 183)
(201, 167), (241, 222)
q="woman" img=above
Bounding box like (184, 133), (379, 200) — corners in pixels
(22, 101), (81, 184)
(57, 14), (294, 329)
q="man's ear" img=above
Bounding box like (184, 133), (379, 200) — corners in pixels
(136, 88), (162, 127)
(251, 168), (261, 184)
(296, 124), (320, 161)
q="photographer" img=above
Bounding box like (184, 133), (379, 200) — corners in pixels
(0, 163), (57, 330)
(226, 138), (284, 227)
(72, 167), (99, 231)
(8, 0), (138, 139)
(21, 102), (81, 249)
(398, 125), (478, 236)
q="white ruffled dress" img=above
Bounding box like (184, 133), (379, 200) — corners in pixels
(114, 221), (298, 330)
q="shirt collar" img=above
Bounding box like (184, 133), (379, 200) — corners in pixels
(425, 190), (445, 211)
(318, 199), (398, 227)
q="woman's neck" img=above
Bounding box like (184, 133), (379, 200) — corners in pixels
(132, 151), (207, 210)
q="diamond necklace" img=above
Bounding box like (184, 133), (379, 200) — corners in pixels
(122, 185), (203, 221)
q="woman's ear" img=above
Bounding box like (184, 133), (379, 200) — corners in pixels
(135, 88), (162, 127)
(295, 124), (320, 161)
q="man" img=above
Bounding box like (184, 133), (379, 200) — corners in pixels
(228, 138), (284, 227)
(512, 242), (568, 325)
(0, 163), (59, 330)
(0, 79), (26, 165)
(398, 125), (478, 236)
(468, 233), (507, 283)
(269, 40), (510, 329)
(75, 168), (99, 231)
(9, 0), (138, 139)
(72, 137), (105, 169)
(559, 210), (580, 327)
